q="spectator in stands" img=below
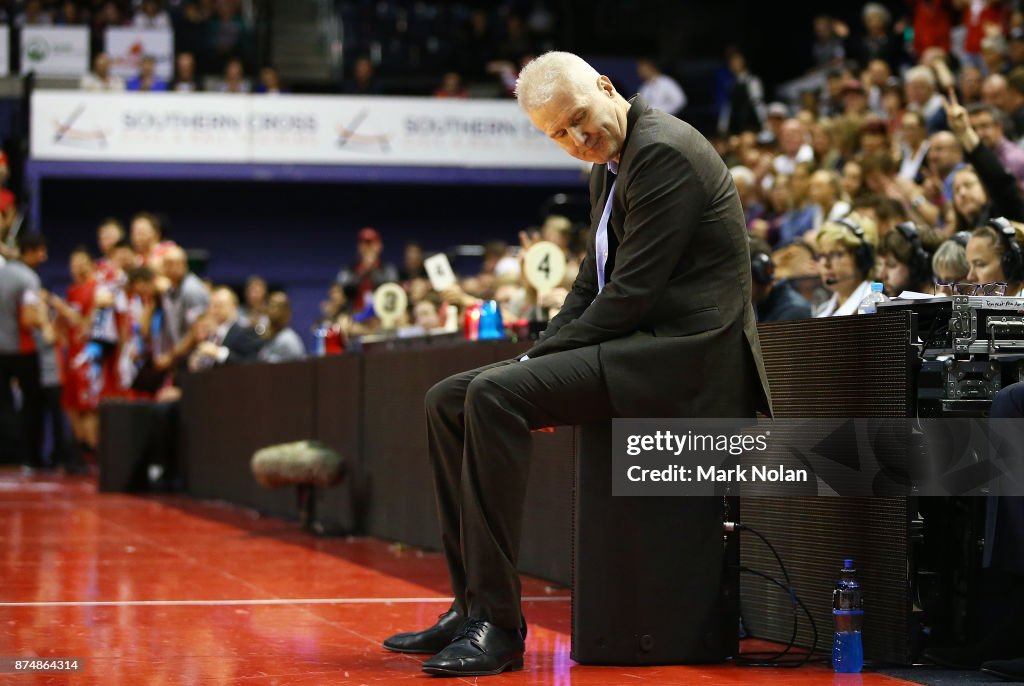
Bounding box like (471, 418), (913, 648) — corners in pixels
(840, 79), (870, 117)
(932, 235), (971, 283)
(434, 72), (469, 98)
(927, 130), (966, 204)
(131, 212), (174, 268)
(773, 119), (814, 176)
(80, 52), (126, 92)
(910, 0), (953, 56)
(750, 239), (812, 322)
(718, 49), (765, 135)
(898, 110), (931, 183)
(399, 242), (428, 282)
(946, 92), (1024, 231)
(157, 246), (208, 370)
(258, 292), (305, 363)
(240, 275), (268, 333)
(636, 57), (687, 117)
(809, 118), (842, 170)
(411, 299), (443, 330)
(810, 15), (846, 70)
(1003, 68), (1024, 138)
(905, 65), (946, 133)
(968, 103), (1024, 191)
(877, 222), (944, 295)
(983, 72), (1011, 113)
(0, 169), (16, 264)
(90, 1), (125, 48)
(961, 0), (1004, 66)
(127, 56), (169, 92)
(859, 3), (903, 68)
(777, 163), (818, 246)
(864, 59), (892, 115)
(336, 227), (399, 311)
(188, 287), (262, 370)
(730, 166), (765, 229)
(342, 57), (381, 95)
(856, 194), (911, 239)
(982, 35), (1011, 76)
(808, 168), (851, 235)
(966, 220), (1024, 295)
(220, 57), (250, 93)
(0, 233), (48, 466)
(842, 159), (868, 201)
(207, 1), (248, 71)
(55, 1), (83, 26)
(171, 52), (201, 92)
(814, 213), (879, 316)
(960, 65), (985, 105)
(1009, 28), (1024, 71)
(256, 67), (285, 94)
(134, 0), (171, 29)
(16, 0), (53, 27)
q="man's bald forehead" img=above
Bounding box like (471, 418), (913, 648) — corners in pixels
(163, 246), (186, 262)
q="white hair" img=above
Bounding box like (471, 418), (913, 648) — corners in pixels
(729, 165), (756, 189)
(515, 51), (601, 112)
(862, 2), (891, 25)
(982, 34), (1008, 55)
(905, 65), (936, 89)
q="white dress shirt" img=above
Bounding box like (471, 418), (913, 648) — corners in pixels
(639, 75), (687, 116)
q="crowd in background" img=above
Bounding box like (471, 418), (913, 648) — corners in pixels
(7, 0), (1024, 471)
(716, 1), (1024, 321)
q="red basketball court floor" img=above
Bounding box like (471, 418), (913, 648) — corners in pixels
(0, 469), (919, 685)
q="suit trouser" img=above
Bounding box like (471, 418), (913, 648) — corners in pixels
(426, 346), (613, 629)
(0, 353), (43, 465)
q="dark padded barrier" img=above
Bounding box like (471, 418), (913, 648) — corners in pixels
(98, 399), (163, 492)
(313, 354), (364, 532)
(180, 359), (317, 519)
(741, 310), (917, 664)
(572, 421), (738, 664)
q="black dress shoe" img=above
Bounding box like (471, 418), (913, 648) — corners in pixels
(982, 657), (1024, 681)
(421, 618), (525, 677)
(382, 609), (465, 654)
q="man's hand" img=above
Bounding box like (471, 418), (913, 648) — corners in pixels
(441, 285), (479, 308)
(943, 86), (980, 152)
(196, 341), (221, 359)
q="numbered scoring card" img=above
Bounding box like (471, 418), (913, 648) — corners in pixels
(373, 283), (408, 329)
(424, 253), (457, 293)
(523, 241), (567, 294)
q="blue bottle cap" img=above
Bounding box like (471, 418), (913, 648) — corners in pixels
(844, 559), (854, 569)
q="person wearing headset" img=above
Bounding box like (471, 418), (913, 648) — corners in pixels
(876, 221), (945, 296)
(813, 212), (880, 317)
(749, 239), (812, 322)
(965, 217), (1024, 296)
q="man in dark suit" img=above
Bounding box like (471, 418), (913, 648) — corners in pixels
(383, 51), (772, 677)
(188, 286), (262, 370)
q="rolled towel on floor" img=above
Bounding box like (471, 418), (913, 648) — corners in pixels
(251, 440), (345, 489)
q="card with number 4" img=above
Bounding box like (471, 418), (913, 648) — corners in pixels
(425, 253), (458, 292)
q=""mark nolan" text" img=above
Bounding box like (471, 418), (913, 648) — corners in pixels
(698, 465), (808, 482)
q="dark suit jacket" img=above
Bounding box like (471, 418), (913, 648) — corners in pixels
(525, 97), (772, 418)
(219, 322), (264, 365)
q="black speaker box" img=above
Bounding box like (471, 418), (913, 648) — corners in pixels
(571, 421), (739, 665)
